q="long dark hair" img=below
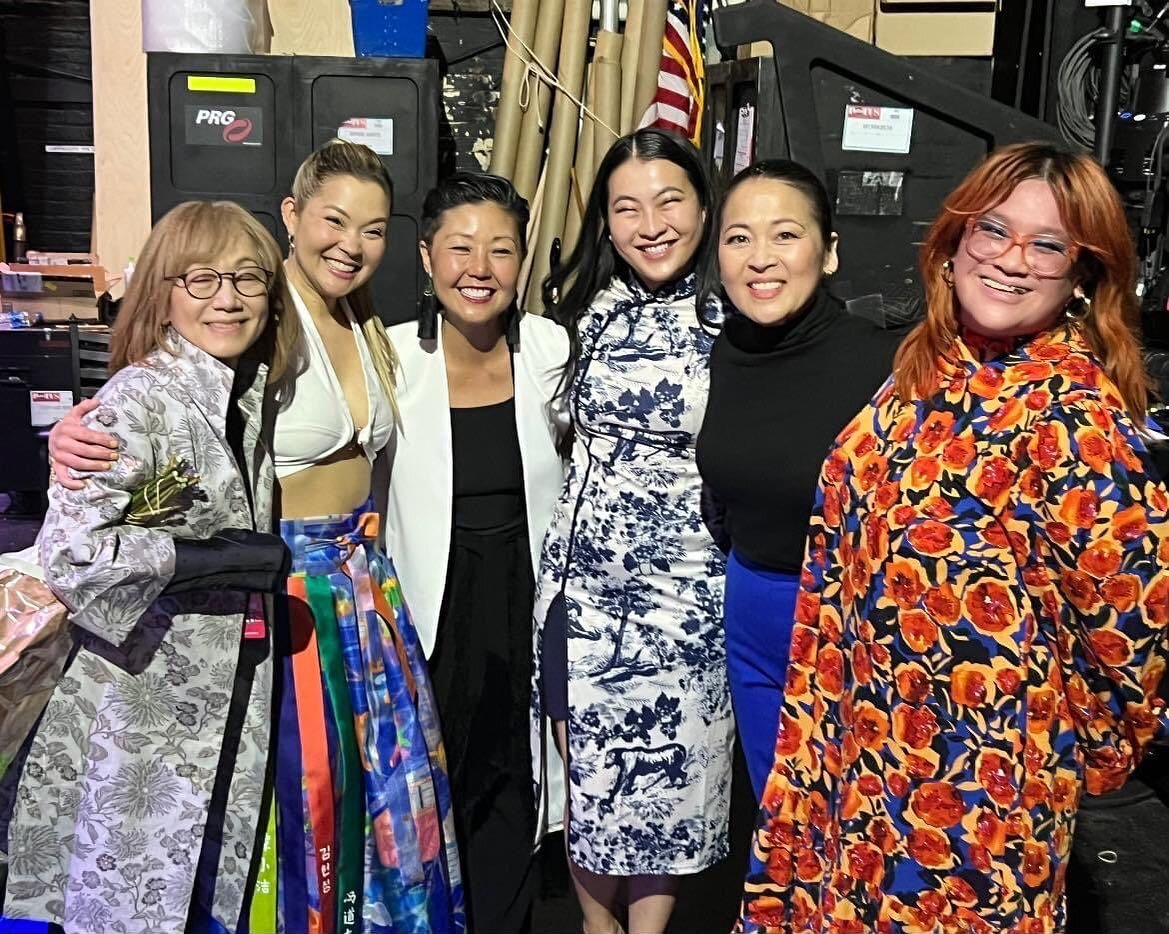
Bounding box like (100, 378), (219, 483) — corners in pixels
(543, 128), (717, 407)
(698, 158), (834, 311)
(418, 172), (531, 343)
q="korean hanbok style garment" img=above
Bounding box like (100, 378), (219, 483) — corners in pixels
(263, 283), (463, 934)
(270, 505), (463, 934)
(740, 327), (1169, 933)
(532, 272), (733, 876)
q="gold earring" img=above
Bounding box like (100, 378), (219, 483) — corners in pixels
(941, 259), (954, 287)
(1065, 293), (1091, 322)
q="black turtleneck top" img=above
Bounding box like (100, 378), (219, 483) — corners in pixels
(696, 289), (902, 572)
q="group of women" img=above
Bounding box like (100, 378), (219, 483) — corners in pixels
(1, 121), (1167, 934)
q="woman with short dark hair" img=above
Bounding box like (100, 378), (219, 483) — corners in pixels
(384, 171), (570, 934)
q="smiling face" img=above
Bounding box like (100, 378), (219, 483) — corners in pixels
(419, 201), (522, 331)
(951, 178), (1078, 339)
(166, 244), (270, 366)
(281, 174), (390, 306)
(718, 177), (838, 325)
(606, 157), (705, 290)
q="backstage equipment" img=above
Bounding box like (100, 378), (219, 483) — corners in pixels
(1089, 3), (1169, 375)
(1094, 5), (1130, 166)
(0, 324), (109, 498)
(146, 54), (439, 325)
(708, 0), (1060, 328)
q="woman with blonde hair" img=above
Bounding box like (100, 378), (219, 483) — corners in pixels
(46, 141), (462, 933)
(740, 142), (1169, 933)
(1, 200), (296, 931)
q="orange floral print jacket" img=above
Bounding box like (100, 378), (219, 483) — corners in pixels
(739, 327), (1169, 934)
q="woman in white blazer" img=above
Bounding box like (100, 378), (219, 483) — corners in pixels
(381, 174), (569, 934)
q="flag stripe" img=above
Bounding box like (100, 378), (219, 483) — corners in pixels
(641, 0), (706, 144)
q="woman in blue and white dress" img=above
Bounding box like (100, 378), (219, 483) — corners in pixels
(532, 129), (732, 934)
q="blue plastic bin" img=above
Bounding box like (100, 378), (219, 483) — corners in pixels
(350, 0), (429, 58)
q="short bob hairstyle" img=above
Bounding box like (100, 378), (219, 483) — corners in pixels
(894, 142), (1146, 420)
(109, 200), (298, 382)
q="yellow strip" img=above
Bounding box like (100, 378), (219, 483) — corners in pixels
(186, 76), (256, 94)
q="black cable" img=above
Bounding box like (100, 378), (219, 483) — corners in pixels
(1149, 2), (1169, 34)
(1057, 28), (1108, 147)
(1056, 27), (1137, 150)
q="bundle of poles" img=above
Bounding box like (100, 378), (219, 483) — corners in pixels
(489, 0), (671, 312)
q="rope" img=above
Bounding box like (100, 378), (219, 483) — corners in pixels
(490, 0), (622, 141)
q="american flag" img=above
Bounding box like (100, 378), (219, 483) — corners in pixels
(639, 0), (707, 144)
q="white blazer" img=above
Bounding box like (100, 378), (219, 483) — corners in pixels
(383, 312), (570, 838)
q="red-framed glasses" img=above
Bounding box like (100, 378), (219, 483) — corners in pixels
(963, 217), (1078, 278)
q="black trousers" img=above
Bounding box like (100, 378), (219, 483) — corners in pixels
(1067, 747), (1169, 933)
(429, 516), (538, 934)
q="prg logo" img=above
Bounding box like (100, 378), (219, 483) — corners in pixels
(193, 108), (255, 144)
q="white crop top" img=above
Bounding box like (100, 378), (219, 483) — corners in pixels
(273, 284), (395, 479)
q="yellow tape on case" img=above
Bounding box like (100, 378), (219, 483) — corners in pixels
(186, 76), (257, 94)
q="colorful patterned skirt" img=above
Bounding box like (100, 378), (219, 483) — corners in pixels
(250, 502), (463, 934)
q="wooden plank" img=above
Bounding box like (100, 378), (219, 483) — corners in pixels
(90, 0), (151, 292)
(267, 0), (354, 56)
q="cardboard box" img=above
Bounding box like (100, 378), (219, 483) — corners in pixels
(737, 0), (875, 58)
(875, 1), (996, 57)
(0, 263), (107, 323)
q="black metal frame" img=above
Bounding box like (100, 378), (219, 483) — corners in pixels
(710, 0), (1060, 184)
(990, 0), (1056, 119)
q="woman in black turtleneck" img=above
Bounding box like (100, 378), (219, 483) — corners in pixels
(696, 160), (902, 798)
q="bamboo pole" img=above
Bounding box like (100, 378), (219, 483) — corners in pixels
(518, 165), (547, 309)
(618, 0), (645, 133)
(525, 0), (592, 313)
(632, 0), (667, 129)
(489, 0), (539, 178)
(512, 0), (566, 202)
(562, 63), (596, 256)
(592, 29), (623, 165)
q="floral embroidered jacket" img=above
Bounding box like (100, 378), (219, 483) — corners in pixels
(1, 333), (276, 933)
(740, 327), (1169, 934)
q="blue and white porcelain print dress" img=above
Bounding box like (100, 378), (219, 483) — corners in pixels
(532, 271), (732, 876)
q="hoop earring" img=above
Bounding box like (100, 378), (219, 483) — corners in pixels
(1065, 293), (1091, 322)
(941, 259), (954, 287)
(417, 276), (438, 340)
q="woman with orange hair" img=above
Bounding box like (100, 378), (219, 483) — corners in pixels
(738, 142), (1169, 933)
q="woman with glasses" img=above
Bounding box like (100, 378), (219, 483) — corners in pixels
(44, 141), (463, 934)
(739, 142), (1169, 932)
(0, 201), (298, 932)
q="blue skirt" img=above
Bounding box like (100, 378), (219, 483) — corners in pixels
(723, 549), (800, 800)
